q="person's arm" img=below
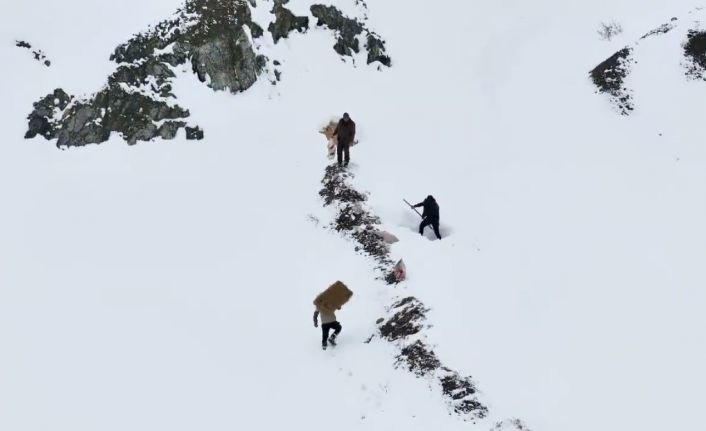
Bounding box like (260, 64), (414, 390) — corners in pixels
(313, 310), (319, 327)
(351, 121), (356, 140)
(413, 202), (423, 208)
(332, 123), (339, 136)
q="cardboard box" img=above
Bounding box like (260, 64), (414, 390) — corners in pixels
(314, 281), (353, 311)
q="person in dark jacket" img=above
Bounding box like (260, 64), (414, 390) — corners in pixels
(413, 195), (442, 240)
(333, 112), (356, 167)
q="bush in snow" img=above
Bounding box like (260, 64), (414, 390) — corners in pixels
(597, 21), (623, 41)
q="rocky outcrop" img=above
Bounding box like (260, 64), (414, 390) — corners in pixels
(25, 0), (393, 148)
(365, 34), (391, 67)
(684, 29), (706, 80)
(25, 0), (269, 148)
(589, 47), (634, 115)
(25, 89), (72, 140)
(110, 0), (265, 93)
(310, 4), (391, 66)
(268, 0), (309, 44)
(16, 40), (51, 67)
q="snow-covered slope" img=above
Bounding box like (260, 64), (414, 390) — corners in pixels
(2, 1), (706, 431)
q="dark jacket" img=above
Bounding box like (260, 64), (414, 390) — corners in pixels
(334, 118), (356, 146)
(415, 196), (440, 220)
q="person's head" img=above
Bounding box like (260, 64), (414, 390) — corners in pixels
(343, 112), (350, 121)
(427, 195), (435, 201)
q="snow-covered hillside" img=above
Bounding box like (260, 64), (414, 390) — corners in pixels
(2, 1), (706, 431)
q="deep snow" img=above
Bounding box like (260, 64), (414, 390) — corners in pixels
(2, 1), (706, 431)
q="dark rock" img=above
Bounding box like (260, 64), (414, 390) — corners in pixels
(25, 0), (276, 147)
(589, 47), (634, 115)
(319, 164), (366, 206)
(311, 4), (363, 57)
(684, 30), (706, 80)
(640, 21), (677, 40)
(311, 4), (363, 56)
(366, 34), (391, 66)
(16, 40), (51, 67)
(158, 121), (187, 139)
(185, 126), (204, 140)
(52, 84), (190, 147)
(395, 341), (441, 376)
(111, 0), (264, 93)
(310, 4), (391, 66)
(109, 58), (176, 98)
(379, 297), (429, 341)
(440, 372), (488, 417)
(25, 89), (72, 140)
(269, 0), (309, 44)
(273, 60), (281, 66)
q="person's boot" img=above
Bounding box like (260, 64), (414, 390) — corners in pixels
(328, 333), (338, 346)
(322, 342), (328, 350)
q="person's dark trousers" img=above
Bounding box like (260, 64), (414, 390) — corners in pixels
(419, 217), (442, 240)
(337, 142), (350, 166)
(321, 321), (342, 345)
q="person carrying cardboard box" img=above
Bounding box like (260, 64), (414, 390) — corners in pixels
(313, 281), (353, 350)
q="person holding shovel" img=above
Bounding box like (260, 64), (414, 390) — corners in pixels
(412, 195), (442, 240)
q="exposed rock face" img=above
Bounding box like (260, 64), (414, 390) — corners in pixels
(25, 0), (393, 148)
(25, 0), (269, 148)
(310, 4), (391, 66)
(589, 47), (634, 115)
(110, 0), (265, 93)
(365, 34), (391, 67)
(268, 0), (309, 44)
(684, 30), (706, 80)
(25, 89), (72, 140)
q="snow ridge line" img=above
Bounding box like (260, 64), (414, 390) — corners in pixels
(317, 165), (491, 422)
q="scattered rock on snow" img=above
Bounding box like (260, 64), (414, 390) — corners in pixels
(396, 341), (442, 376)
(640, 18), (678, 40)
(319, 165), (396, 276)
(25, 89), (72, 140)
(15, 40), (51, 67)
(185, 126), (204, 140)
(492, 418), (532, 431)
(589, 47), (634, 115)
(268, 0), (309, 44)
(310, 4), (391, 66)
(683, 29), (706, 80)
(377, 296), (488, 420)
(379, 297), (429, 341)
